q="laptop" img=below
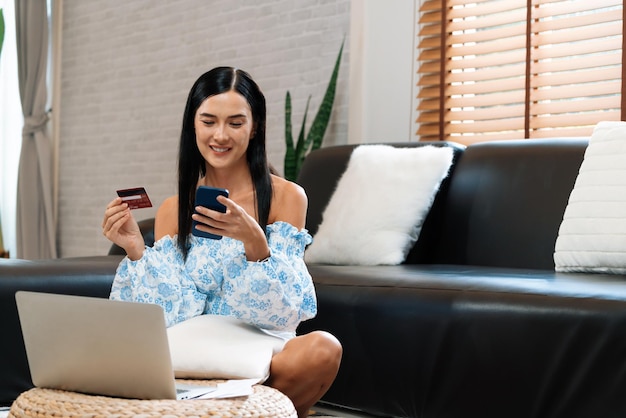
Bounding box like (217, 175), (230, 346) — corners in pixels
(15, 291), (214, 400)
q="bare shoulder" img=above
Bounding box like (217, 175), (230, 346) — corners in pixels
(155, 195), (178, 240)
(269, 175), (308, 229)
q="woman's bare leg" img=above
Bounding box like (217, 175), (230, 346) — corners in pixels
(266, 331), (342, 418)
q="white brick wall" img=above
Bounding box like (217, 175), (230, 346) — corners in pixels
(58, 0), (350, 257)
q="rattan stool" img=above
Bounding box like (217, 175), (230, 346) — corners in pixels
(8, 380), (296, 417)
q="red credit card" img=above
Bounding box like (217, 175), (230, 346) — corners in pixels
(116, 187), (153, 210)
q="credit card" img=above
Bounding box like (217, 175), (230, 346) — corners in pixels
(116, 187), (153, 210)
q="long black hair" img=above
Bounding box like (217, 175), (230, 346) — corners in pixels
(177, 67), (272, 259)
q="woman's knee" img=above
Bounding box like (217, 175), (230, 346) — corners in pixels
(274, 331), (341, 373)
(303, 331), (343, 372)
(267, 331), (342, 414)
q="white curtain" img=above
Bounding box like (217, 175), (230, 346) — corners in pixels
(15, 0), (57, 259)
(0, 0), (23, 258)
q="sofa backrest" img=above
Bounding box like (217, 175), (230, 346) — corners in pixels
(296, 141), (466, 263)
(298, 138), (589, 270)
(430, 138), (588, 269)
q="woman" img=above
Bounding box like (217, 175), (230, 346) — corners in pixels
(102, 67), (342, 417)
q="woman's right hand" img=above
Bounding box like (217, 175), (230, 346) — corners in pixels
(102, 197), (145, 260)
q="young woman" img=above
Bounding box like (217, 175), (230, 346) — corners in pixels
(102, 67), (342, 417)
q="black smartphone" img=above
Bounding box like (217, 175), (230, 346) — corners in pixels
(192, 186), (229, 239)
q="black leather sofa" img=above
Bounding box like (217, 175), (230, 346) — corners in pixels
(297, 139), (626, 418)
(2, 138), (626, 418)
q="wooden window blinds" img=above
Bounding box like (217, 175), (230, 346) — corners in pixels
(417, 0), (624, 144)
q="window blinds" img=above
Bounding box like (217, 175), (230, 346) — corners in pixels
(417, 0), (624, 143)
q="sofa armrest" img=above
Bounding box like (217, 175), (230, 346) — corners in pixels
(0, 256), (122, 406)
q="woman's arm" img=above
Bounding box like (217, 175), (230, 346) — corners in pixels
(192, 177), (308, 262)
(219, 178), (313, 332)
(205, 222), (316, 333)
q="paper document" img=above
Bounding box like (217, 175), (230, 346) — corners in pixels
(195, 378), (259, 399)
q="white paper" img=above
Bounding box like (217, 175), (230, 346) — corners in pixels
(195, 378), (259, 399)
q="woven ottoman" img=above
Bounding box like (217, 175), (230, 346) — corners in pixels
(8, 380), (296, 418)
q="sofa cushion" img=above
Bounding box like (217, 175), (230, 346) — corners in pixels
(299, 263), (626, 417)
(304, 145), (453, 265)
(554, 122), (626, 273)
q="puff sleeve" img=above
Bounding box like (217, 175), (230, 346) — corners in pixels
(110, 222), (315, 334)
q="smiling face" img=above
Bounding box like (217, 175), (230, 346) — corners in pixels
(194, 90), (255, 172)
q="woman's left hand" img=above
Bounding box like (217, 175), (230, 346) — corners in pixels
(192, 195), (270, 261)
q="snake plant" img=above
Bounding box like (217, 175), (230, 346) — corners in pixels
(0, 9), (4, 58)
(284, 40), (344, 182)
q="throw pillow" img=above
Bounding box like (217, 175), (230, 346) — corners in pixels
(554, 121), (626, 273)
(304, 145), (454, 265)
(167, 314), (286, 382)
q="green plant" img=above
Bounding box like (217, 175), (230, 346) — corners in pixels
(0, 9), (4, 58)
(284, 40), (344, 182)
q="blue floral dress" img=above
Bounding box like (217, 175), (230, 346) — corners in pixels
(109, 222), (316, 339)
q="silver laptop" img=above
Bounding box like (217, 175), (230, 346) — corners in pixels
(15, 291), (213, 400)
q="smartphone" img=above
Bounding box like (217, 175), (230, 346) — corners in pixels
(192, 186), (229, 239)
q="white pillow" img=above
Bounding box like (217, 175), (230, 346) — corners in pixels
(554, 121), (626, 273)
(167, 315), (286, 383)
(305, 145), (454, 265)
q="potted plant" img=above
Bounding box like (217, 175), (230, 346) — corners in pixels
(283, 40), (344, 182)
